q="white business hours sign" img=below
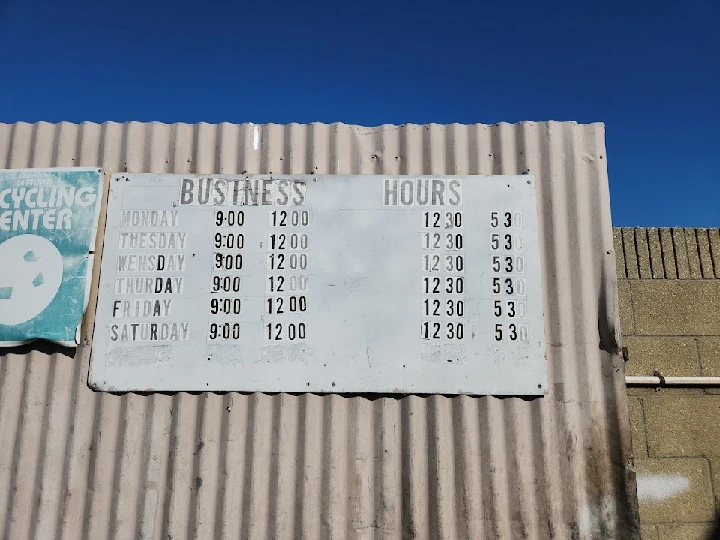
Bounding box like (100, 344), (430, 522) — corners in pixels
(90, 174), (546, 395)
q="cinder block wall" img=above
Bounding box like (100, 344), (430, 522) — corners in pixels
(616, 228), (720, 540)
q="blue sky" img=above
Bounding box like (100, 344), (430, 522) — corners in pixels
(1, 0), (718, 226)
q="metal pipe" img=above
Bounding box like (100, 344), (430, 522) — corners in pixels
(625, 376), (720, 386)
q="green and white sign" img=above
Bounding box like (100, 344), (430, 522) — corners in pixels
(0, 168), (103, 347)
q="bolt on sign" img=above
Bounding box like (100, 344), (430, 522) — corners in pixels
(0, 168), (104, 347)
(90, 174), (547, 395)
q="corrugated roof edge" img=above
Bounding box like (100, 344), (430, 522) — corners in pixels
(0, 120), (606, 129)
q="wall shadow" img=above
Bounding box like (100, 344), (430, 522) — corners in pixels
(709, 518), (720, 540)
(0, 339), (76, 358)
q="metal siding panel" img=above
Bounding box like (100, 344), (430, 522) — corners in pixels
(0, 124), (11, 167)
(220, 392), (249, 539)
(522, 122), (565, 538)
(560, 121), (596, 530)
(0, 121), (639, 539)
(31, 353), (75, 540)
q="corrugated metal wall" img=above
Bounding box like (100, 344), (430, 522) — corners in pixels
(0, 122), (639, 540)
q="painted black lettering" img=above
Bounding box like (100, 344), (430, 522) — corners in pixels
(448, 179), (461, 205)
(231, 179), (242, 205)
(431, 179), (445, 205)
(262, 179), (273, 205)
(416, 179), (429, 205)
(400, 180), (414, 205)
(180, 178), (194, 205)
(384, 179), (398, 206)
(197, 179), (211, 205)
(276, 180), (290, 205)
(292, 180), (306, 205)
(244, 179), (260, 205)
(213, 179), (227, 205)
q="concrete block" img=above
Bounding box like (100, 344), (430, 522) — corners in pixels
(631, 281), (720, 336)
(699, 338), (720, 377)
(618, 279), (634, 336)
(696, 229), (715, 279)
(641, 524), (658, 540)
(636, 458), (714, 523)
(657, 523), (715, 540)
(710, 229), (720, 279)
(629, 397), (647, 458)
(637, 229), (653, 279)
(659, 228), (677, 279)
(624, 337), (700, 377)
(647, 228), (665, 279)
(644, 396), (720, 457)
(672, 228), (691, 279)
(685, 228), (704, 279)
